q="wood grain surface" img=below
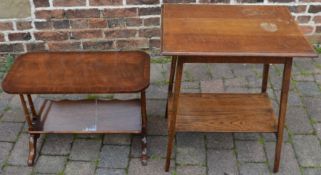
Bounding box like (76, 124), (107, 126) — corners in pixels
(2, 51), (150, 94)
(161, 4), (316, 57)
(168, 93), (277, 132)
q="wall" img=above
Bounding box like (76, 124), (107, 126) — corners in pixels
(0, 0), (320, 55)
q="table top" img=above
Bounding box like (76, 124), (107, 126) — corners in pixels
(2, 51), (150, 94)
(161, 4), (317, 57)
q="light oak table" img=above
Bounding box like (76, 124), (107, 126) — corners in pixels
(2, 51), (150, 166)
(161, 4), (317, 172)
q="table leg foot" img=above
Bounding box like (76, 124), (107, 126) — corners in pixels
(165, 148), (171, 172)
(141, 135), (148, 166)
(165, 131), (175, 172)
(27, 134), (37, 166)
(273, 166), (280, 173)
(273, 136), (282, 173)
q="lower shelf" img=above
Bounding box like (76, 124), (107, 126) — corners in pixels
(30, 99), (142, 134)
(168, 93), (277, 132)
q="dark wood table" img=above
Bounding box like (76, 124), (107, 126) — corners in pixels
(2, 51), (150, 166)
(161, 4), (317, 172)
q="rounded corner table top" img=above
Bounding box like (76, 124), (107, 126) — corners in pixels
(2, 51), (150, 94)
(161, 4), (317, 58)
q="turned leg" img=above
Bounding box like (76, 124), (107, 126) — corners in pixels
(27, 94), (38, 119)
(165, 56), (178, 118)
(141, 91), (148, 165)
(20, 94), (40, 166)
(20, 94), (33, 127)
(165, 58), (183, 172)
(27, 134), (38, 166)
(273, 58), (292, 172)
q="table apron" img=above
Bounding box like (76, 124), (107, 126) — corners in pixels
(179, 56), (289, 64)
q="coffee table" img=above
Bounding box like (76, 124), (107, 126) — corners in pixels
(161, 4), (317, 172)
(2, 51), (150, 166)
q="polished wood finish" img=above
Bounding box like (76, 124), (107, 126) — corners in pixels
(4, 51), (150, 166)
(2, 51), (150, 94)
(274, 58), (292, 172)
(168, 93), (277, 132)
(30, 99), (142, 134)
(161, 4), (317, 57)
(162, 4), (315, 173)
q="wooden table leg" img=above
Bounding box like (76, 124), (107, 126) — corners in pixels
(28, 134), (37, 166)
(20, 94), (33, 127)
(165, 58), (183, 172)
(27, 95), (40, 136)
(262, 64), (270, 93)
(165, 56), (178, 118)
(27, 95), (38, 118)
(273, 58), (292, 172)
(141, 91), (148, 166)
(20, 94), (39, 166)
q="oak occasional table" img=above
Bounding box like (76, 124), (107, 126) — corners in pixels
(161, 4), (317, 173)
(2, 51), (150, 166)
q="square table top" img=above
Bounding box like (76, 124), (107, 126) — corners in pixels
(161, 4), (317, 58)
(2, 51), (150, 94)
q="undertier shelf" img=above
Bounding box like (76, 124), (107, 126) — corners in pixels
(30, 99), (142, 134)
(168, 93), (277, 132)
